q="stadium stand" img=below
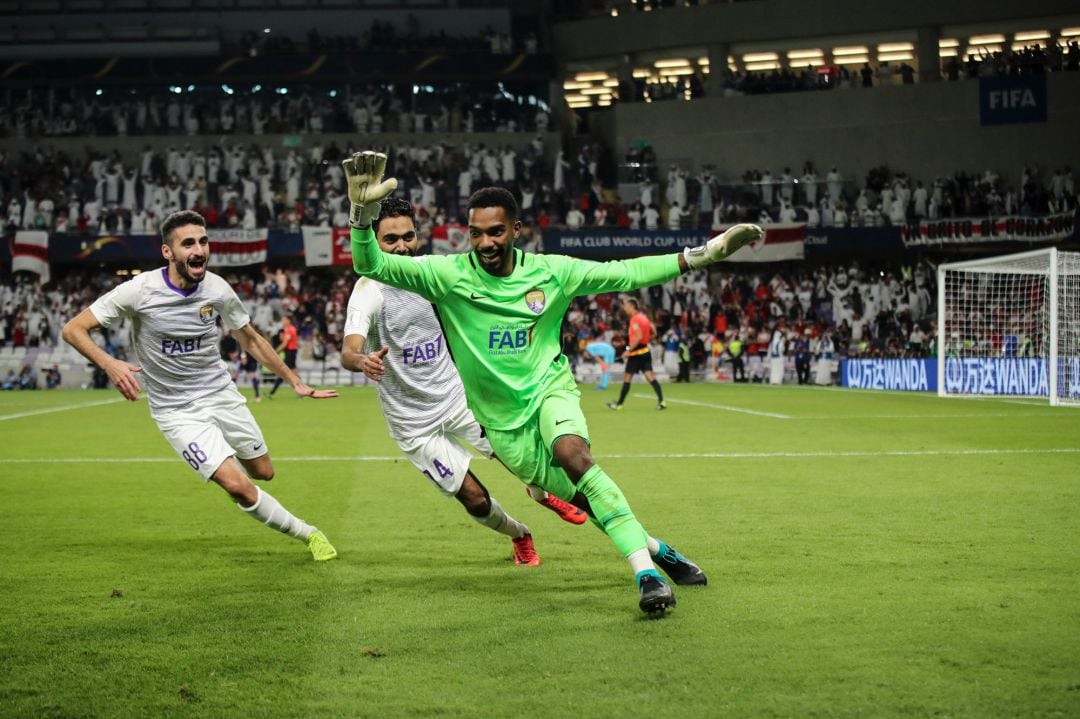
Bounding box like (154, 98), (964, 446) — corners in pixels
(1, 0), (1077, 391)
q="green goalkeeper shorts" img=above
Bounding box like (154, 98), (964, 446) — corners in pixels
(486, 383), (591, 502)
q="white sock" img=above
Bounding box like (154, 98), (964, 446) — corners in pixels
(239, 487), (315, 542)
(526, 485), (547, 502)
(627, 548), (655, 575)
(646, 535), (661, 556)
(471, 498), (528, 539)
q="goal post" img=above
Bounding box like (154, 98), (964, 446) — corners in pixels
(937, 247), (1080, 406)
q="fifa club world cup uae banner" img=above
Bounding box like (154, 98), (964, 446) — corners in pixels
(207, 229), (268, 266)
(11, 231), (50, 283)
(542, 224), (805, 261)
(900, 210), (1076, 248)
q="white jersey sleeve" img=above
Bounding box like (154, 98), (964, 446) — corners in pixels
(89, 275), (143, 328)
(344, 278), (383, 339)
(220, 282), (251, 332)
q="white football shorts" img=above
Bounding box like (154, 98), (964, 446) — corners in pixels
(156, 385), (267, 481)
(394, 401), (493, 496)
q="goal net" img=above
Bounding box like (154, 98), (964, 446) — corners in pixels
(938, 247), (1080, 406)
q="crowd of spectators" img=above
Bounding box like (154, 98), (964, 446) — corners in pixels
(943, 41), (1080, 81)
(241, 20), (530, 57)
(0, 265), (357, 386)
(1, 253), (939, 392)
(615, 40), (1080, 104)
(604, 156), (1078, 233)
(562, 259), (937, 383)
(2, 127), (1075, 246)
(0, 127), (590, 238)
(567, 0), (758, 20)
(1, 83), (551, 140)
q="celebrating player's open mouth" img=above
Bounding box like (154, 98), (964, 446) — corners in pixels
(162, 223), (211, 288)
(475, 246), (502, 269)
(179, 254), (207, 283)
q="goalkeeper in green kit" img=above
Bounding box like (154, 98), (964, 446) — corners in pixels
(345, 151), (762, 615)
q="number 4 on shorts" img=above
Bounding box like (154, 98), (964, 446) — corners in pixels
(423, 458), (453, 483)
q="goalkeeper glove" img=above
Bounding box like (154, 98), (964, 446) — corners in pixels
(683, 223), (764, 270)
(342, 151), (399, 229)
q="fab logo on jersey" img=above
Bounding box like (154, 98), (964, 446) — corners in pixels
(402, 335), (444, 364)
(525, 289), (546, 314)
(488, 322), (533, 356)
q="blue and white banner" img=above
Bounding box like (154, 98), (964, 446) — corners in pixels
(941, 357), (1062, 397)
(842, 357), (1080, 397)
(979, 75), (1047, 126)
(841, 359), (936, 392)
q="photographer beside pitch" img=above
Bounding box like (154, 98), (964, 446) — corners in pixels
(62, 209), (340, 562)
(344, 151), (762, 615)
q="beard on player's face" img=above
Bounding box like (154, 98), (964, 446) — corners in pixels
(174, 252), (208, 283)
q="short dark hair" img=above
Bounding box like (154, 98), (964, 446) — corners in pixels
(374, 197), (415, 233)
(624, 297), (640, 311)
(160, 210), (206, 245)
(467, 187), (518, 222)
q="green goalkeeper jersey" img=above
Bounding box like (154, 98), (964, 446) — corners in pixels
(352, 227), (682, 430)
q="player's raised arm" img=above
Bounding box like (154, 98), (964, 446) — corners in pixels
(343, 150), (450, 301)
(342, 151), (395, 283)
(233, 324), (338, 399)
(62, 308), (143, 401)
(342, 150), (398, 231)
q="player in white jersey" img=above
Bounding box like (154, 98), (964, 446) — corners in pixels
(341, 198), (586, 567)
(62, 210), (340, 561)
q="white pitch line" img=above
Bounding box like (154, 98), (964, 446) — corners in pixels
(805, 385), (1067, 407)
(2, 448), (1078, 464)
(796, 412), (1061, 420)
(0, 398), (126, 422)
(594, 448), (1080, 459)
(630, 394), (792, 418)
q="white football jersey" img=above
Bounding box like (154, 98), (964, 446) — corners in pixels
(90, 268), (250, 417)
(344, 277), (466, 441)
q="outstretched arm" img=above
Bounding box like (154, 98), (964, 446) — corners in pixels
(568, 224), (764, 296)
(234, 324), (338, 399)
(62, 308), (143, 401)
(342, 150), (446, 299)
(681, 223), (763, 270)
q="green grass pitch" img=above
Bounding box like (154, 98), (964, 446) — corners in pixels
(0, 382), (1078, 718)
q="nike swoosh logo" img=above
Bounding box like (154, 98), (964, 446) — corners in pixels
(554, 419), (571, 425)
(253, 443), (264, 451)
(470, 293), (484, 300)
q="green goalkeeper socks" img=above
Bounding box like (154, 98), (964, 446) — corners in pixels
(577, 464), (648, 557)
